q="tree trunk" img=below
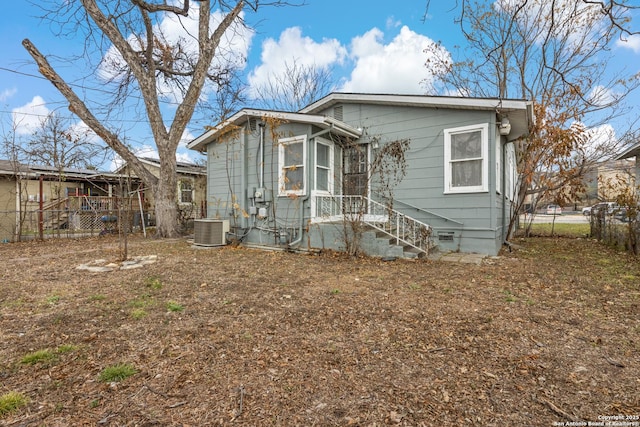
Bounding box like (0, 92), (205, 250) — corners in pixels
(153, 150), (179, 237)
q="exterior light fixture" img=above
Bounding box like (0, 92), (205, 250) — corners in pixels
(498, 117), (511, 136)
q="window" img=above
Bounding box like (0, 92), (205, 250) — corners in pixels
(315, 138), (333, 193)
(278, 135), (307, 196)
(179, 180), (193, 204)
(444, 123), (488, 193)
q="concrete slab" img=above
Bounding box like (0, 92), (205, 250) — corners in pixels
(428, 251), (485, 265)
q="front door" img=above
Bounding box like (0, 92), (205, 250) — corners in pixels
(342, 144), (369, 215)
(343, 144), (368, 196)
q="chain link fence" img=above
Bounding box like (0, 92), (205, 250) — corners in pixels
(1, 208), (153, 242)
(589, 211), (640, 255)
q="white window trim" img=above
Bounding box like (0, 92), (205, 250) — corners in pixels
(444, 123), (489, 194)
(178, 179), (194, 205)
(278, 135), (307, 197)
(505, 142), (517, 202)
(314, 137), (334, 195)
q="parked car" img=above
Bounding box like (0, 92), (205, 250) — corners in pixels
(614, 207), (640, 223)
(583, 202), (617, 216)
(546, 204), (562, 215)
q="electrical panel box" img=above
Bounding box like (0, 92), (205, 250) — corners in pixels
(254, 187), (267, 202)
(258, 207), (268, 218)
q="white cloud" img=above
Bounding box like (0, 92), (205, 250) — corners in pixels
(176, 151), (194, 164)
(588, 85), (621, 107)
(616, 34), (640, 54)
(98, 4), (252, 104)
(67, 120), (103, 145)
(495, 0), (617, 49)
(340, 26), (450, 94)
(179, 128), (196, 148)
(247, 27), (347, 98)
(386, 16), (402, 30)
(12, 96), (50, 135)
(1, 88), (17, 102)
(573, 122), (618, 160)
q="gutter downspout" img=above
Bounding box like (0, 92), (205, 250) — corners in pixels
(259, 122), (265, 189)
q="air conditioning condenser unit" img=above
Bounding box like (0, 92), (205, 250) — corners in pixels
(194, 219), (230, 246)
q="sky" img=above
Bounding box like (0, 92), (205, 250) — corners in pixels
(1, 1), (639, 170)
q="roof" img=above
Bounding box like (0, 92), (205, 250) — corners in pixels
(137, 157), (206, 176)
(299, 92), (534, 141)
(0, 160), (30, 175)
(112, 156), (206, 176)
(0, 160), (125, 181)
(187, 109), (364, 152)
(615, 142), (640, 160)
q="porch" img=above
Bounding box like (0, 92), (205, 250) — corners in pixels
(310, 194), (434, 257)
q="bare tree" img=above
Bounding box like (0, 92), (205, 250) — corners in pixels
(251, 61), (335, 111)
(22, 0), (299, 237)
(1, 117), (30, 241)
(25, 112), (106, 169)
(425, 0), (640, 237)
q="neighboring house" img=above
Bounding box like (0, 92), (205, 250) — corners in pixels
(615, 143), (640, 197)
(188, 93), (533, 257)
(0, 160), (135, 242)
(115, 157), (207, 220)
(595, 159), (635, 201)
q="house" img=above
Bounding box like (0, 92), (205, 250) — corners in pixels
(188, 93), (533, 257)
(0, 160), (138, 242)
(115, 157), (207, 221)
(615, 142), (640, 197)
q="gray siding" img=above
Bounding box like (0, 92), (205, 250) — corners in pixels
(205, 102), (513, 256)
(331, 102), (504, 254)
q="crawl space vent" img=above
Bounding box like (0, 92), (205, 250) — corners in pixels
(438, 232), (455, 242)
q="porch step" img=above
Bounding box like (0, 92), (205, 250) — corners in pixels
(367, 228), (430, 259)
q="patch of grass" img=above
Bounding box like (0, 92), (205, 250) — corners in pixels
(98, 363), (137, 383)
(129, 294), (154, 308)
(503, 290), (517, 303)
(89, 294), (106, 301)
(46, 295), (60, 305)
(408, 283), (423, 291)
(527, 222), (591, 237)
(20, 349), (57, 365)
(131, 308), (147, 319)
(166, 301), (184, 312)
(56, 344), (78, 354)
(145, 276), (163, 290)
(0, 391), (28, 417)
(330, 289), (341, 295)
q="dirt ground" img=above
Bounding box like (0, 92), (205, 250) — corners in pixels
(0, 235), (639, 426)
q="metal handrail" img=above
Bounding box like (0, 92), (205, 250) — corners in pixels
(382, 197), (464, 226)
(314, 195), (433, 254)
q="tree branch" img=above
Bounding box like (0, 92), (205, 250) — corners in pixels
(21, 38), (157, 188)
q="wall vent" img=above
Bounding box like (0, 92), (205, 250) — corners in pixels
(438, 231), (455, 242)
(194, 219), (230, 246)
(248, 118), (258, 132)
(333, 105), (343, 121)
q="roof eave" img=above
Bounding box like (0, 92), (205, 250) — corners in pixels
(615, 142), (640, 160)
